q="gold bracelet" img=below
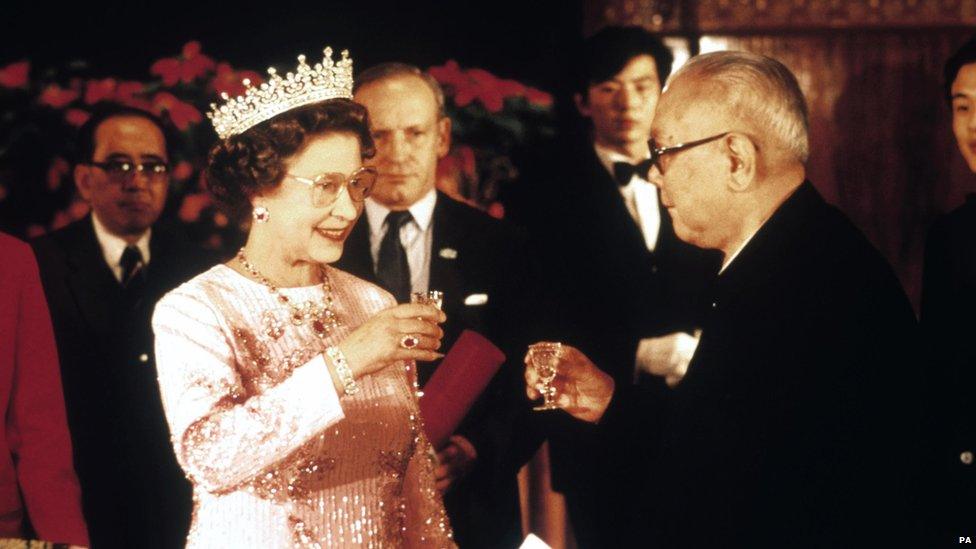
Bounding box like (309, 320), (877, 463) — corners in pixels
(326, 346), (359, 396)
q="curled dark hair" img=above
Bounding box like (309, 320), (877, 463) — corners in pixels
(206, 98), (375, 220)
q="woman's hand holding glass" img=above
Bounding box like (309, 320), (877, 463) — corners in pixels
(338, 303), (446, 379)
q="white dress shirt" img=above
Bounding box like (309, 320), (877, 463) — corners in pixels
(593, 146), (698, 385)
(91, 212), (151, 283)
(364, 188), (437, 294)
(593, 143), (661, 252)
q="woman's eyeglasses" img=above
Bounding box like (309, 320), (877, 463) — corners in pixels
(286, 166), (378, 207)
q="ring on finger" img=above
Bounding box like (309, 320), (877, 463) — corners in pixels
(400, 334), (420, 350)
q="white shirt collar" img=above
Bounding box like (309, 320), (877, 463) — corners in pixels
(91, 212), (151, 280)
(593, 143), (651, 183)
(364, 187), (437, 236)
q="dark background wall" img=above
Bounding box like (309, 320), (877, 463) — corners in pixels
(1, 0), (579, 91)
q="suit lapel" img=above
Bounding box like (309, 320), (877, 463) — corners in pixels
(580, 148), (655, 263)
(65, 218), (121, 338)
(429, 192), (465, 315)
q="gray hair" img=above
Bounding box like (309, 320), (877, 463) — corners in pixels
(354, 62), (447, 117)
(669, 51), (809, 163)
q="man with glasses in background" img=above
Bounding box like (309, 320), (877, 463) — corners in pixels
(32, 105), (209, 548)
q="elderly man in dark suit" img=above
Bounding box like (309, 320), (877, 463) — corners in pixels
(528, 51), (921, 547)
(505, 27), (720, 548)
(335, 63), (537, 549)
(32, 105), (209, 548)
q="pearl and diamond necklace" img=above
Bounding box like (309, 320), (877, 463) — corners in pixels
(236, 248), (341, 338)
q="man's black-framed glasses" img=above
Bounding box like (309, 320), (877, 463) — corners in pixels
(89, 159), (170, 185)
(648, 132), (730, 176)
(286, 166), (378, 207)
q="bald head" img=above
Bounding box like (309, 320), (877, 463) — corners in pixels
(354, 69), (452, 210)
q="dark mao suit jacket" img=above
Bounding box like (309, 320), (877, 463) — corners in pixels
(920, 194), (976, 538)
(604, 182), (922, 548)
(32, 217), (210, 549)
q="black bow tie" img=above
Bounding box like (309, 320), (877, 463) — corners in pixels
(612, 159), (654, 186)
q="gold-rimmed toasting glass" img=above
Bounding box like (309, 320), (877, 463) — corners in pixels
(410, 290), (444, 310)
(529, 342), (562, 411)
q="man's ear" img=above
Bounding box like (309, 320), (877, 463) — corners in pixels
(74, 164), (93, 201)
(725, 133), (757, 192)
(574, 92), (591, 118)
(436, 116), (452, 158)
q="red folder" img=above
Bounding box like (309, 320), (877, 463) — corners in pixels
(419, 329), (506, 449)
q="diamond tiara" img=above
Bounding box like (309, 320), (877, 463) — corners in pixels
(208, 47), (354, 140)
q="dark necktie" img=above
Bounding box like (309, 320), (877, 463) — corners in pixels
(376, 210), (412, 303)
(120, 245), (144, 288)
(613, 159), (654, 186)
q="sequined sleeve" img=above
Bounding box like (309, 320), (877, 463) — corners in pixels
(152, 289), (346, 494)
(403, 364), (455, 548)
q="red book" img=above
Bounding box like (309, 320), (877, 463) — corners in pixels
(419, 329), (506, 449)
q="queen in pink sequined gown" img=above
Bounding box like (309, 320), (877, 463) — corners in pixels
(151, 50), (453, 548)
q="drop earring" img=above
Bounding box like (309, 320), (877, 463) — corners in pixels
(252, 205), (270, 223)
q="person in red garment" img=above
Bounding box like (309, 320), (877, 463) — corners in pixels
(0, 231), (88, 546)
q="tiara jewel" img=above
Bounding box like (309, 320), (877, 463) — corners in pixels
(208, 47), (354, 139)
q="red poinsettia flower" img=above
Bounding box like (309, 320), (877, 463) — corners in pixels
(151, 41), (216, 87)
(206, 234), (223, 250)
(47, 157), (71, 190)
(449, 66), (530, 113)
(84, 78), (117, 105)
(171, 161), (194, 182)
(151, 58), (181, 87)
(52, 201), (90, 230)
(68, 199), (90, 220)
(465, 69), (508, 112)
(178, 192), (212, 223)
(211, 62), (262, 98)
(0, 61), (29, 88)
(38, 84), (80, 109)
(456, 145), (477, 180)
(114, 81), (153, 111)
(525, 87), (553, 108)
(65, 108), (91, 127)
(487, 201), (505, 220)
(115, 81), (143, 103)
(428, 60), (466, 88)
(152, 92), (203, 131)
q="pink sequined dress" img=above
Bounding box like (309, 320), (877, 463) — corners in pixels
(152, 264), (454, 548)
